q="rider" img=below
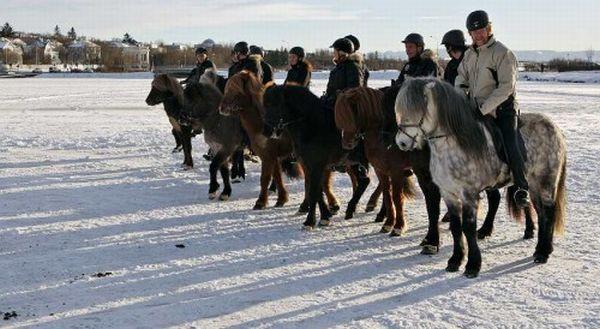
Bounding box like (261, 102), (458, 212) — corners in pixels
(228, 41), (253, 78)
(323, 37), (363, 107)
(250, 45), (274, 85)
(284, 46), (312, 87)
(441, 29), (467, 86)
(344, 34), (370, 86)
(181, 47), (216, 85)
(455, 10), (530, 208)
(393, 33), (440, 86)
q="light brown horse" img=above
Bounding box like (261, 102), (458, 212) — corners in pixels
(219, 71), (301, 209)
(335, 87), (415, 236)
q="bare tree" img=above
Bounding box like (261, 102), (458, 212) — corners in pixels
(585, 47), (594, 63)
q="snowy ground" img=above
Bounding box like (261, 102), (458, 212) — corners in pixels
(0, 73), (599, 328)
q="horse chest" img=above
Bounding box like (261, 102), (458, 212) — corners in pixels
(204, 133), (223, 153)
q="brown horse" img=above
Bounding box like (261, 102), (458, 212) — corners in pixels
(219, 71), (301, 209)
(335, 87), (416, 236)
(145, 74), (194, 168)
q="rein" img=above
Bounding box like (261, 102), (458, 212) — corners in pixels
(397, 111), (446, 148)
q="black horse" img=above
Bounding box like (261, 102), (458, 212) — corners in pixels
(263, 85), (371, 229)
(182, 81), (244, 201)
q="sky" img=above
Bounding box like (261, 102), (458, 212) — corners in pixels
(3, 0), (600, 53)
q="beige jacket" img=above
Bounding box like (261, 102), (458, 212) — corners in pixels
(455, 36), (518, 116)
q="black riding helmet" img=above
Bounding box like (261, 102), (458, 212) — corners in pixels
(233, 41), (249, 55)
(344, 35), (360, 52)
(441, 29), (466, 48)
(330, 38), (354, 54)
(289, 46), (305, 59)
(466, 10), (490, 31)
(195, 47), (208, 55)
(402, 33), (424, 47)
(249, 45), (264, 57)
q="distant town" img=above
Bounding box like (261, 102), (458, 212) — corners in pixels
(1, 22), (598, 74)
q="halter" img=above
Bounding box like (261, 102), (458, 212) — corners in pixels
(397, 111), (446, 149)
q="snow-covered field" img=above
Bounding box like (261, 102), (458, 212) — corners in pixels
(0, 73), (599, 328)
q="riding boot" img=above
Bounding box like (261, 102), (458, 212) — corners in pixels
(495, 99), (530, 208)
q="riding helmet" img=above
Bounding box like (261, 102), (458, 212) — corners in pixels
(195, 47), (208, 55)
(249, 45), (264, 57)
(466, 10), (490, 31)
(344, 35), (360, 52)
(289, 46), (305, 59)
(233, 41), (249, 55)
(330, 38), (354, 54)
(441, 30), (466, 48)
(402, 33), (425, 47)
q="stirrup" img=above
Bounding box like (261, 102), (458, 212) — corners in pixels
(513, 188), (531, 209)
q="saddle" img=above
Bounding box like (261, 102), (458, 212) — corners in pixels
(483, 116), (528, 164)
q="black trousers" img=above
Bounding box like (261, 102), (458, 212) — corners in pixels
(495, 100), (528, 190)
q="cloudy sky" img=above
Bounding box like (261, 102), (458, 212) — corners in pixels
(4, 0), (599, 52)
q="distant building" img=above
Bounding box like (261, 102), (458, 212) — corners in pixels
(106, 42), (150, 71)
(195, 38), (216, 49)
(26, 38), (63, 64)
(0, 37), (23, 65)
(67, 40), (101, 65)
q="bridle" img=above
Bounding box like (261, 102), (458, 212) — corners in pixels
(397, 111), (446, 149)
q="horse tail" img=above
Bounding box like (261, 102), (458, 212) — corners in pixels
(401, 174), (416, 200)
(506, 185), (524, 221)
(281, 156), (303, 180)
(553, 154), (567, 235)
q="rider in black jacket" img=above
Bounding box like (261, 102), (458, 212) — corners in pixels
(181, 47), (216, 85)
(344, 35), (370, 86)
(441, 29), (467, 85)
(394, 33), (440, 86)
(284, 46), (312, 87)
(324, 38), (363, 107)
(250, 45), (274, 85)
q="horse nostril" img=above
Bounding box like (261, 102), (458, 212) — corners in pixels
(400, 142), (407, 148)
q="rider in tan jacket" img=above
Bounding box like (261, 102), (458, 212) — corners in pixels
(455, 10), (530, 208)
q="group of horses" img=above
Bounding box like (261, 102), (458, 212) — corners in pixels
(145, 68), (567, 279)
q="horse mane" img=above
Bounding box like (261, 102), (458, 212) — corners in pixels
(225, 70), (266, 115)
(397, 78), (487, 157)
(152, 74), (183, 104)
(335, 87), (384, 133)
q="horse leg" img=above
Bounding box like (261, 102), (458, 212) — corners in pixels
(218, 162), (232, 201)
(366, 182), (382, 212)
(375, 201), (386, 223)
(323, 169), (339, 214)
(390, 175), (407, 237)
(181, 126), (193, 169)
(445, 204), (464, 272)
(172, 128), (183, 153)
(378, 175), (395, 234)
(273, 161), (289, 207)
(254, 156), (274, 210)
(524, 206), (535, 240)
(345, 165), (370, 220)
(534, 198), (556, 264)
(414, 168), (441, 249)
(462, 197), (482, 278)
(208, 152), (224, 199)
(268, 179), (277, 194)
(317, 192), (333, 226)
(477, 189), (501, 239)
(231, 148), (245, 183)
(303, 164), (323, 229)
(297, 163), (310, 214)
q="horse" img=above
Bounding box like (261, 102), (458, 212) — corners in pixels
(145, 74), (195, 168)
(334, 87), (417, 236)
(394, 78), (567, 278)
(262, 84), (374, 228)
(219, 70), (302, 209)
(182, 81), (244, 200)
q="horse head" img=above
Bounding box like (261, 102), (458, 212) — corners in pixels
(263, 85), (295, 138)
(394, 79), (439, 151)
(146, 74), (182, 106)
(335, 87), (384, 150)
(219, 70), (263, 116)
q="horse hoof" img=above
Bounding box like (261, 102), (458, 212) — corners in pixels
(318, 219), (331, 227)
(302, 225), (315, 231)
(253, 203), (266, 210)
(389, 228), (404, 237)
(380, 225), (392, 234)
(344, 212), (354, 220)
(274, 201), (286, 207)
(172, 147), (183, 153)
(231, 178), (243, 184)
(374, 215), (385, 223)
(419, 239), (429, 247)
(365, 205), (376, 212)
(446, 263), (460, 272)
(464, 269), (479, 279)
(477, 230), (492, 240)
(182, 164), (193, 171)
(421, 245), (439, 255)
(523, 231), (535, 240)
(208, 193), (217, 200)
(329, 205), (340, 215)
(534, 254), (548, 264)
(219, 194), (230, 201)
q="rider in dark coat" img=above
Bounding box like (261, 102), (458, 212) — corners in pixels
(345, 35), (370, 86)
(250, 45), (274, 85)
(441, 29), (467, 85)
(284, 46), (312, 87)
(393, 33), (440, 87)
(181, 47), (216, 85)
(324, 38), (363, 107)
